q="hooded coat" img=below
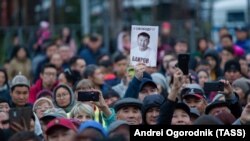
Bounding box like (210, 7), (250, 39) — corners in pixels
(53, 84), (76, 114)
(142, 95), (164, 124)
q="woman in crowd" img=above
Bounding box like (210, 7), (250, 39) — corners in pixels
(8, 46), (32, 80)
(0, 69), (10, 102)
(53, 84), (76, 115)
(33, 97), (54, 119)
(70, 102), (94, 123)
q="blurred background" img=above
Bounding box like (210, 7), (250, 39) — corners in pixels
(0, 0), (250, 64)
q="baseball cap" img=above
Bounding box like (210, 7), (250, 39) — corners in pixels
(108, 120), (129, 134)
(40, 108), (67, 121)
(113, 98), (142, 112)
(46, 118), (77, 134)
(139, 78), (157, 92)
(78, 120), (107, 137)
(10, 73), (30, 90)
(181, 84), (206, 100)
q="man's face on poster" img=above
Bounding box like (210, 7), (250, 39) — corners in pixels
(137, 35), (149, 50)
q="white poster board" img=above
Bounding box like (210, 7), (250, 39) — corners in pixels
(130, 25), (159, 67)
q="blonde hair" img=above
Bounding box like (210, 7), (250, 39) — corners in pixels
(70, 102), (94, 119)
(33, 97), (54, 112)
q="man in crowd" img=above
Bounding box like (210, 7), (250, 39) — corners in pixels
(10, 73), (32, 107)
(46, 118), (77, 141)
(29, 64), (58, 104)
(113, 97), (142, 125)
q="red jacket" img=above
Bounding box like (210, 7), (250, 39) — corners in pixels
(29, 78), (58, 104)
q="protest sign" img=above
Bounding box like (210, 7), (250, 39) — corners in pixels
(130, 25), (159, 67)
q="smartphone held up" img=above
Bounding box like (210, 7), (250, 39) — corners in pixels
(78, 91), (100, 102)
(204, 81), (224, 92)
(177, 53), (190, 75)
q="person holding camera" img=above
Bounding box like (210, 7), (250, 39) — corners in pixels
(74, 79), (115, 128)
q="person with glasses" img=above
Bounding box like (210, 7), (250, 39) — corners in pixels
(33, 97), (54, 119)
(29, 64), (59, 104)
(53, 84), (76, 115)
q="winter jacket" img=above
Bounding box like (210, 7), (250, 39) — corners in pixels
(124, 72), (152, 98)
(29, 78), (58, 104)
(142, 95), (164, 124)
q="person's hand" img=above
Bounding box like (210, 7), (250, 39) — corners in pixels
(92, 89), (108, 109)
(240, 103), (250, 124)
(92, 89), (112, 118)
(219, 79), (234, 98)
(168, 68), (184, 101)
(10, 118), (30, 132)
(134, 63), (146, 80)
(172, 68), (184, 92)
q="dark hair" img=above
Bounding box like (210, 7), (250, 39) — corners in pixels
(197, 60), (210, 66)
(98, 60), (113, 69)
(222, 47), (234, 55)
(63, 68), (82, 87)
(41, 63), (57, 74)
(83, 65), (99, 78)
(138, 32), (150, 39)
(61, 27), (72, 44)
(221, 34), (233, 41)
(89, 34), (99, 42)
(113, 54), (127, 63)
(175, 38), (188, 45)
(4, 59), (11, 64)
(103, 90), (121, 100)
(12, 46), (30, 59)
(8, 131), (42, 141)
(0, 68), (9, 87)
(96, 136), (127, 141)
(42, 39), (56, 51)
(69, 56), (83, 67)
(196, 37), (208, 50)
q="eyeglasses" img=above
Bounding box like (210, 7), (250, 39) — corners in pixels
(35, 106), (52, 110)
(44, 72), (57, 77)
(56, 93), (69, 99)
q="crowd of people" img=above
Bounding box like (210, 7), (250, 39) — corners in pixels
(1, 21), (250, 141)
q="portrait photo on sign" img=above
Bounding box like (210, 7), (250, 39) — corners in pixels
(130, 25), (159, 67)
